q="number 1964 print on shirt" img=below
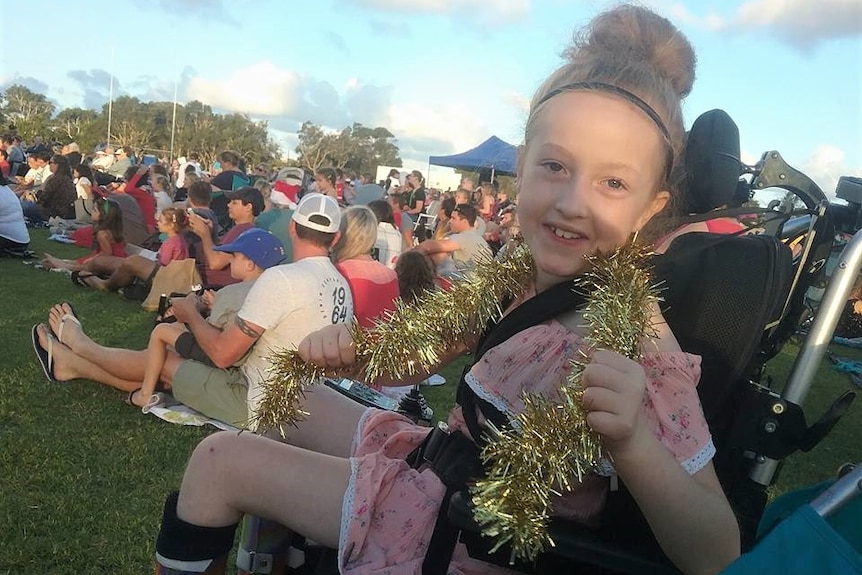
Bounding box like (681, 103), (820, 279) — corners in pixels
(319, 276), (349, 324)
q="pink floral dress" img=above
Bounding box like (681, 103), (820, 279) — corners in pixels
(338, 319), (715, 575)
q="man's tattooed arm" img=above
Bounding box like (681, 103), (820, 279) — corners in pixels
(236, 316), (262, 339)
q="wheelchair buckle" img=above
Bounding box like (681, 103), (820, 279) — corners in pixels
(236, 548), (273, 573)
(422, 421), (450, 464)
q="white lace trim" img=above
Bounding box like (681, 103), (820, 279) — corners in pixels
(464, 372), (520, 431)
(594, 439), (716, 477)
(350, 407), (376, 456)
(681, 439), (716, 475)
(338, 457), (360, 568)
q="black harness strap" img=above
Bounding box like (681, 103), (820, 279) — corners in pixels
(457, 279), (589, 447)
(421, 279), (589, 575)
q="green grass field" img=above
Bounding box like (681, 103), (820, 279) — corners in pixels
(0, 230), (858, 574)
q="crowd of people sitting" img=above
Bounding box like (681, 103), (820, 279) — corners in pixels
(6, 4), (806, 573)
(2, 135), (519, 429)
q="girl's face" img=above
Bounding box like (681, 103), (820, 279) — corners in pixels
(157, 214), (175, 234)
(517, 91), (670, 291)
(314, 174), (333, 192)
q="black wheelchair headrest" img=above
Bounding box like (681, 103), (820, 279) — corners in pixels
(685, 109), (743, 214)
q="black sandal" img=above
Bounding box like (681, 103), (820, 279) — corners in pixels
(125, 388), (143, 407)
(71, 271), (98, 288)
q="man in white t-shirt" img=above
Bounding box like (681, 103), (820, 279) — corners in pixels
(15, 150), (52, 195)
(169, 193), (352, 426)
(415, 203), (491, 277)
(91, 148), (115, 171)
(175, 152), (202, 188)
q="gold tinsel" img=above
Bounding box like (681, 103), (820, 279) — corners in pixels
(470, 239), (660, 563)
(253, 243), (536, 433)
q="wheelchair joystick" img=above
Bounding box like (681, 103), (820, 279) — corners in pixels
(397, 384), (433, 425)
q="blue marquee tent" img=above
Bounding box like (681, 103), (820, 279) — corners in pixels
(428, 135), (518, 176)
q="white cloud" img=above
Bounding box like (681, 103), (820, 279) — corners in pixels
(386, 100), (490, 163)
(505, 90), (530, 114)
(183, 63), (394, 132)
(163, 60), (495, 166)
(269, 128), (300, 162)
(1, 63), (501, 171)
(665, 0), (861, 49)
(348, 0), (530, 21)
(665, 3), (726, 31)
(151, 0), (238, 24)
(737, 0), (861, 48)
(187, 62), (301, 117)
(799, 144), (859, 197)
(0, 74), (50, 97)
(740, 150), (761, 166)
(743, 145), (858, 198)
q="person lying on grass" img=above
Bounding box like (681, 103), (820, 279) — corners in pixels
(34, 229), (285, 410)
(128, 228), (286, 408)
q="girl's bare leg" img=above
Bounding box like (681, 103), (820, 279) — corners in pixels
(86, 254), (124, 276)
(134, 323), (187, 407)
(266, 384), (369, 458)
(178, 432), (348, 547)
(41, 254), (82, 272)
(86, 255), (156, 292)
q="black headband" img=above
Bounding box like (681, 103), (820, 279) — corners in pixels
(535, 81), (674, 181)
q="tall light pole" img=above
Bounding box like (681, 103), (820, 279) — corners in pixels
(106, 47), (115, 147)
(169, 62), (179, 164)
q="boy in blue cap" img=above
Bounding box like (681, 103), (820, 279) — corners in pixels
(128, 228), (285, 407)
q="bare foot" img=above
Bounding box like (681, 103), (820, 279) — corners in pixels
(41, 254), (59, 270)
(129, 389), (149, 408)
(48, 303), (86, 352)
(35, 324), (79, 383)
(83, 275), (111, 292)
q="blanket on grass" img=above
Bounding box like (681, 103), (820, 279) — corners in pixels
(141, 392), (239, 431)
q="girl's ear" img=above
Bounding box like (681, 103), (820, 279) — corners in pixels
(635, 190), (671, 232)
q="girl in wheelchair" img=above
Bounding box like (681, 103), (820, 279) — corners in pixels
(153, 5), (741, 575)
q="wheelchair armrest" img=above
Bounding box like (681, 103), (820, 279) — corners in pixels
(448, 490), (681, 575)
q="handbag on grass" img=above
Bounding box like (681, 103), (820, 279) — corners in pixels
(141, 258), (202, 312)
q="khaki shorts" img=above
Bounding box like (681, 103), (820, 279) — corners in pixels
(171, 360), (249, 428)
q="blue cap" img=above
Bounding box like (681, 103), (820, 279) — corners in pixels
(213, 228), (286, 270)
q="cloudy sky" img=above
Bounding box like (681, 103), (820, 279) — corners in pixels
(1, 0), (860, 193)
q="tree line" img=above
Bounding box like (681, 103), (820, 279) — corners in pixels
(0, 84), (403, 175)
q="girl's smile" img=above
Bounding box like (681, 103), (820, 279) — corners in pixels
(517, 90), (670, 291)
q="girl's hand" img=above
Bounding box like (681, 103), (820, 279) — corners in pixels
(581, 349), (648, 456)
(201, 289), (216, 310)
(297, 323), (356, 370)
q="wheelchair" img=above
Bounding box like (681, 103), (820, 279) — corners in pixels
(242, 110), (862, 574)
(438, 113), (860, 575)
